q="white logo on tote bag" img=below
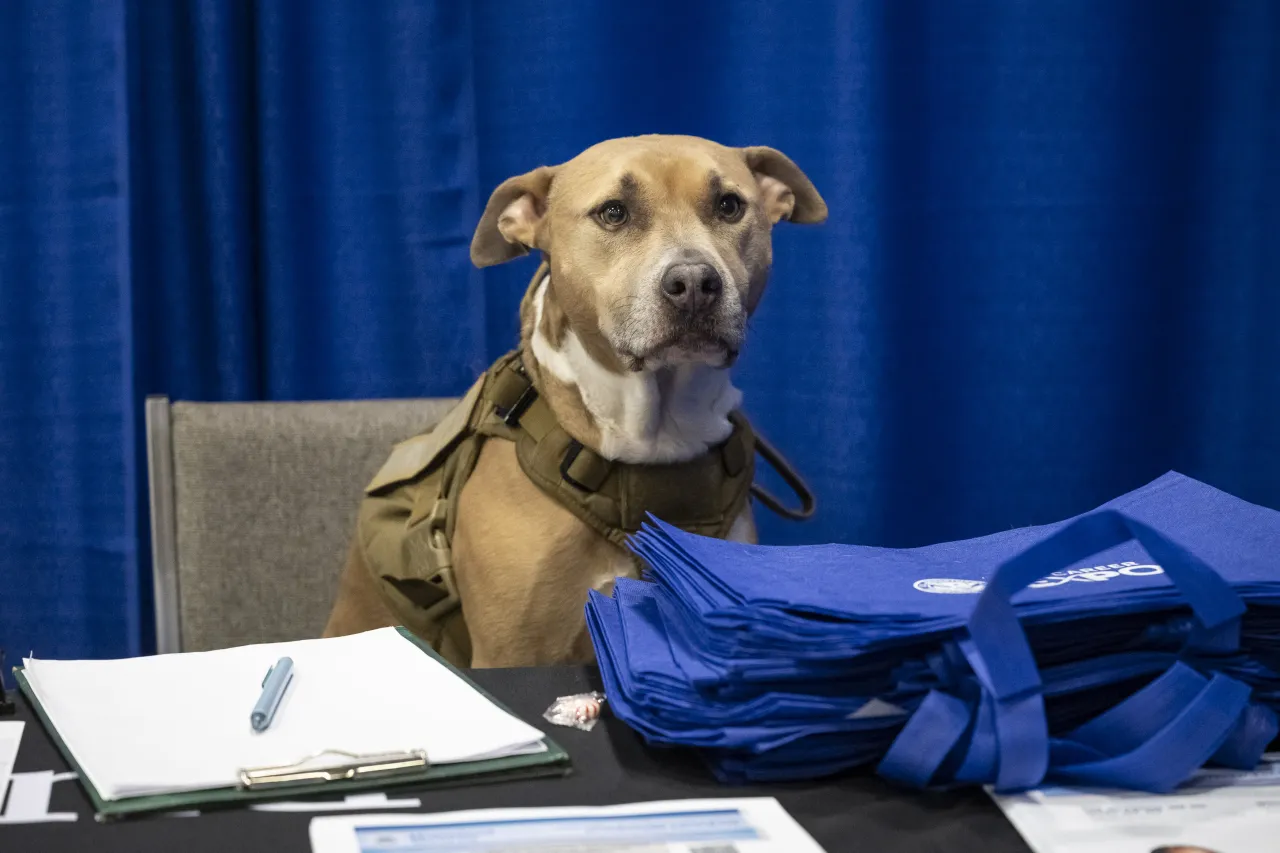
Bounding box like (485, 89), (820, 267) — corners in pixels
(914, 562), (1165, 594)
(1027, 562), (1164, 588)
(913, 579), (988, 594)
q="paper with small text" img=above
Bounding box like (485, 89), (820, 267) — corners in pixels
(309, 797), (824, 853)
(989, 754), (1280, 853)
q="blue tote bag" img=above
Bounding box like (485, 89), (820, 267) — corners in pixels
(592, 473), (1280, 792)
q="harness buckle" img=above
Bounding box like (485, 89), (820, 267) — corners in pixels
(383, 497), (461, 617)
(495, 364), (539, 427)
(423, 498), (452, 567)
(559, 440), (590, 491)
(559, 439), (611, 492)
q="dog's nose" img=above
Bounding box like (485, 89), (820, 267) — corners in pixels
(660, 262), (722, 314)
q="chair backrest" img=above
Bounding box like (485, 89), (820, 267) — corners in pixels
(146, 395), (457, 653)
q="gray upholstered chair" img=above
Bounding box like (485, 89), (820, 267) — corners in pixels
(145, 395), (457, 653)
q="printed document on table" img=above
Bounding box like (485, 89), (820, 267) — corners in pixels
(989, 754), (1280, 853)
(309, 797), (826, 853)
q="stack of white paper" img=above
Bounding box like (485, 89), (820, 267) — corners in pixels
(21, 627), (546, 801)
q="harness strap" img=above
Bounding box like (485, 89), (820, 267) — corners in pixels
(361, 345), (815, 664)
(477, 354), (758, 548)
(385, 433), (481, 631)
(481, 353), (612, 486)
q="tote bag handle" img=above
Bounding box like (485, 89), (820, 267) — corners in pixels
(876, 662), (1272, 790)
(965, 509), (1246, 790)
(1047, 661), (1273, 791)
(880, 509), (1254, 792)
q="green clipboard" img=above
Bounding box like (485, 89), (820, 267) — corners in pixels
(15, 627), (572, 820)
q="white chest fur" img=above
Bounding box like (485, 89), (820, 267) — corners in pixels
(529, 276), (742, 464)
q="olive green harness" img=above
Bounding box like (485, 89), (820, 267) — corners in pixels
(358, 336), (813, 665)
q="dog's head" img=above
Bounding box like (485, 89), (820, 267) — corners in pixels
(471, 135), (826, 371)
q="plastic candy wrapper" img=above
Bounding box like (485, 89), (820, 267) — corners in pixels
(543, 691), (606, 731)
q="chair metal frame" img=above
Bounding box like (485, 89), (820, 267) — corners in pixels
(145, 395), (183, 654)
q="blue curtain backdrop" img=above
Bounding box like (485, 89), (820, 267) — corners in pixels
(2, 1), (1277, 661)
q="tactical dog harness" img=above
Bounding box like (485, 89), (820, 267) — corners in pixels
(356, 318), (814, 666)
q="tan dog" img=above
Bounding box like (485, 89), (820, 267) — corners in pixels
(324, 135), (825, 667)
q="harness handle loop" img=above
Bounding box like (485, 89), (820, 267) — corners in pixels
(750, 432), (816, 521)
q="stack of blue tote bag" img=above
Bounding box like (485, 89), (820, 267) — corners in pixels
(586, 472), (1280, 793)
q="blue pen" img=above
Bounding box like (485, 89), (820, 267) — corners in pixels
(250, 656), (294, 732)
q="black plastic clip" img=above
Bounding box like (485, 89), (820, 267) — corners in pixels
(496, 364), (539, 427)
(559, 440), (589, 490)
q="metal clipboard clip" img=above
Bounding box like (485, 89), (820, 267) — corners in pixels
(238, 749), (429, 789)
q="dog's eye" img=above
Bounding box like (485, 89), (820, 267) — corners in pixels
(717, 193), (745, 222)
(597, 201), (629, 228)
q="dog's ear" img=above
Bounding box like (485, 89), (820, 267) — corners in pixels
(471, 165), (558, 267)
(741, 147), (827, 225)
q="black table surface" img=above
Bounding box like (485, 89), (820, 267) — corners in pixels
(2, 665), (1030, 852)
